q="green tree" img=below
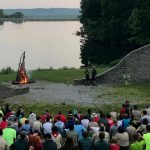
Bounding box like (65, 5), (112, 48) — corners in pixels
(129, 0), (150, 46)
(11, 12), (24, 18)
(0, 9), (4, 18)
(79, 0), (136, 65)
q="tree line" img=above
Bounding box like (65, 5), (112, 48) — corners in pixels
(78, 0), (150, 66)
(0, 9), (24, 18)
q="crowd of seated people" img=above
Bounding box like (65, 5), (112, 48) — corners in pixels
(0, 101), (150, 150)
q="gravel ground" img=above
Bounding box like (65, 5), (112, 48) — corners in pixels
(3, 81), (110, 106)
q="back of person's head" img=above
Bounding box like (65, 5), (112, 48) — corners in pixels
(20, 131), (27, 139)
(25, 119), (29, 124)
(83, 115), (88, 119)
(2, 116), (6, 121)
(14, 117), (18, 122)
(45, 133), (52, 139)
(69, 125), (74, 131)
(21, 114), (24, 117)
(18, 122), (22, 128)
(113, 119), (118, 124)
(118, 126), (125, 133)
(82, 131), (89, 138)
(34, 130), (39, 134)
(7, 121), (12, 127)
(124, 114), (129, 119)
(143, 110), (147, 115)
(87, 109), (91, 114)
(134, 105), (137, 110)
(52, 126), (58, 132)
(99, 132), (105, 140)
(69, 116), (73, 121)
(0, 128), (3, 136)
(99, 126), (105, 131)
(36, 116), (40, 120)
(68, 110), (72, 114)
(111, 137), (117, 144)
(129, 121), (133, 126)
(75, 119), (79, 125)
(107, 114), (111, 118)
(57, 116), (61, 121)
(100, 113), (105, 118)
(143, 118), (148, 125)
(122, 104), (125, 108)
(46, 117), (50, 122)
(0, 113), (2, 117)
(146, 125), (150, 132)
(64, 137), (74, 149)
(58, 111), (62, 115)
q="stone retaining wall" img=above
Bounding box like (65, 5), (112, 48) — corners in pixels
(0, 84), (29, 99)
(74, 44), (150, 84)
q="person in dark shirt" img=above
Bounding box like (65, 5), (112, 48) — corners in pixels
(14, 131), (29, 150)
(78, 131), (94, 150)
(85, 67), (90, 86)
(94, 132), (109, 150)
(91, 66), (97, 85)
(43, 133), (57, 150)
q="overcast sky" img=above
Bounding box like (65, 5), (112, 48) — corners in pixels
(0, 0), (81, 9)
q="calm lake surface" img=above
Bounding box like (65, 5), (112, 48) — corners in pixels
(0, 21), (81, 70)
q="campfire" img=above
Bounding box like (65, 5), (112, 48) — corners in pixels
(12, 51), (33, 84)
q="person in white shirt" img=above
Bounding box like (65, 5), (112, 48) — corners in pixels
(140, 110), (150, 123)
(81, 115), (89, 129)
(43, 117), (52, 134)
(32, 116), (42, 132)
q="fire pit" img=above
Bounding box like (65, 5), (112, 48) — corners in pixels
(12, 51), (34, 84)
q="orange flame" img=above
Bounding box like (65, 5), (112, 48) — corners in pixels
(19, 67), (29, 84)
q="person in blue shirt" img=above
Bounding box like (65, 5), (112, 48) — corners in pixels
(74, 120), (86, 141)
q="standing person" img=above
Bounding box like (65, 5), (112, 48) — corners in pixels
(43, 117), (52, 135)
(94, 132), (109, 150)
(143, 125), (150, 150)
(43, 134), (57, 150)
(91, 66), (97, 86)
(2, 122), (16, 149)
(116, 126), (129, 150)
(85, 67), (90, 86)
(0, 128), (9, 150)
(14, 131), (29, 150)
(78, 131), (94, 150)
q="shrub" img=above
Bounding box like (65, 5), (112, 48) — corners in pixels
(0, 66), (14, 74)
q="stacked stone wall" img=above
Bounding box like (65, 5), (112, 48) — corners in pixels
(74, 44), (150, 84)
(0, 84), (29, 99)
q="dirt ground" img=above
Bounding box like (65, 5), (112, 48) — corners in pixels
(2, 81), (111, 106)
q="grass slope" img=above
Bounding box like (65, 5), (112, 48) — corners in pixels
(0, 68), (150, 116)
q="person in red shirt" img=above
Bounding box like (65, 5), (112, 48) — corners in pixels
(0, 116), (7, 129)
(110, 137), (120, 150)
(54, 111), (66, 123)
(107, 114), (114, 128)
(120, 104), (126, 117)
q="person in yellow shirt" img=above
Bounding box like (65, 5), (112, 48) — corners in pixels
(2, 122), (16, 147)
(143, 125), (150, 150)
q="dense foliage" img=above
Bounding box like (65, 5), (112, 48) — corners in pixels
(0, 9), (4, 17)
(5, 12), (24, 18)
(79, 0), (150, 65)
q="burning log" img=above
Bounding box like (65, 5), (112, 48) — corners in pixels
(12, 51), (34, 84)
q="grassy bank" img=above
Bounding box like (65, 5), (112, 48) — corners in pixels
(0, 67), (150, 116)
(0, 67), (109, 84)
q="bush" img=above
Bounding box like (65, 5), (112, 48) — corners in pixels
(0, 66), (14, 74)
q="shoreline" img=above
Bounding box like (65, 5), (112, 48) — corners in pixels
(0, 18), (79, 22)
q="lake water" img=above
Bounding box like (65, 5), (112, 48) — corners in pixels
(0, 21), (81, 70)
